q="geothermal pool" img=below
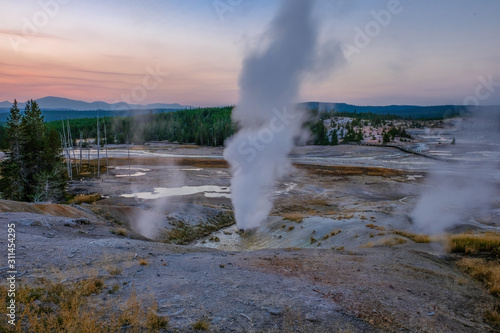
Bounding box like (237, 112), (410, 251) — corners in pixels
(121, 185), (231, 199)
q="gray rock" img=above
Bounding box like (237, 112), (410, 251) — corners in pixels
(64, 221), (77, 228)
(305, 313), (319, 322)
(265, 307), (282, 315)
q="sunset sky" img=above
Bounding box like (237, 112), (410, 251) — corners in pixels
(1, 0), (499, 106)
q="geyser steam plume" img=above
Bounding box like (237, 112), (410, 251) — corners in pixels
(224, 0), (344, 230)
(410, 107), (500, 234)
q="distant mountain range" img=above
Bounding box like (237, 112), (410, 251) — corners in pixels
(0, 96), (191, 111)
(0, 97), (498, 121)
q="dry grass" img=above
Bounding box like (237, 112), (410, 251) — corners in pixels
(456, 258), (500, 295)
(383, 237), (407, 246)
(69, 193), (102, 205)
(145, 302), (169, 330)
(449, 232), (500, 257)
(485, 304), (500, 328)
(365, 224), (386, 231)
(192, 318), (210, 330)
(449, 232), (500, 328)
(295, 164), (414, 178)
(106, 266), (122, 276)
(177, 144), (201, 149)
(0, 277), (167, 332)
(393, 230), (430, 243)
(362, 236), (407, 248)
(282, 212), (306, 223)
(278, 199), (337, 223)
(0, 199), (92, 218)
(111, 227), (128, 237)
(107, 156), (228, 168)
(323, 229), (341, 240)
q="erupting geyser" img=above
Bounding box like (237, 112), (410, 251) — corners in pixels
(224, 0), (344, 230)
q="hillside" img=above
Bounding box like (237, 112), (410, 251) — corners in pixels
(306, 102), (499, 119)
(0, 96), (190, 111)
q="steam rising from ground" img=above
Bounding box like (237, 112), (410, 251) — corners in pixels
(131, 164), (185, 238)
(224, 0), (344, 229)
(411, 108), (500, 234)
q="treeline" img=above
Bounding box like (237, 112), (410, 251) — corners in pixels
(0, 104), (418, 152)
(335, 111), (402, 125)
(44, 107), (235, 146)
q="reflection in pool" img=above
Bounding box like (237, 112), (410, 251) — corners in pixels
(121, 185), (231, 199)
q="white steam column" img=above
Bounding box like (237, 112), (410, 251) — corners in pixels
(224, 0), (343, 230)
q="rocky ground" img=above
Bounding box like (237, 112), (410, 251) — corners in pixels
(0, 205), (496, 332)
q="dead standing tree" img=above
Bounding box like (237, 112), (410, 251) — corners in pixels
(61, 119), (72, 180)
(103, 119), (109, 175)
(97, 117), (100, 178)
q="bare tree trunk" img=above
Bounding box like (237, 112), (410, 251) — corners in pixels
(87, 144), (90, 172)
(104, 120), (109, 175)
(126, 134), (131, 177)
(79, 131), (83, 170)
(97, 117), (100, 178)
(68, 120), (78, 175)
(62, 120), (72, 180)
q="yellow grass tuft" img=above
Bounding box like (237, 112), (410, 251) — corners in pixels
(383, 237), (407, 246)
(449, 233), (500, 326)
(192, 318), (210, 330)
(485, 304), (500, 328)
(106, 266), (122, 276)
(0, 277), (167, 332)
(282, 212), (305, 223)
(456, 257), (500, 295)
(449, 232), (500, 257)
(146, 302), (169, 330)
(393, 230), (430, 243)
(111, 227), (128, 237)
(69, 193), (101, 205)
(366, 223), (386, 231)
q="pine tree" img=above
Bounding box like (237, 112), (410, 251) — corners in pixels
(329, 130), (339, 145)
(312, 120), (329, 145)
(19, 100), (46, 200)
(0, 100), (25, 200)
(0, 100), (67, 202)
(383, 132), (391, 144)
